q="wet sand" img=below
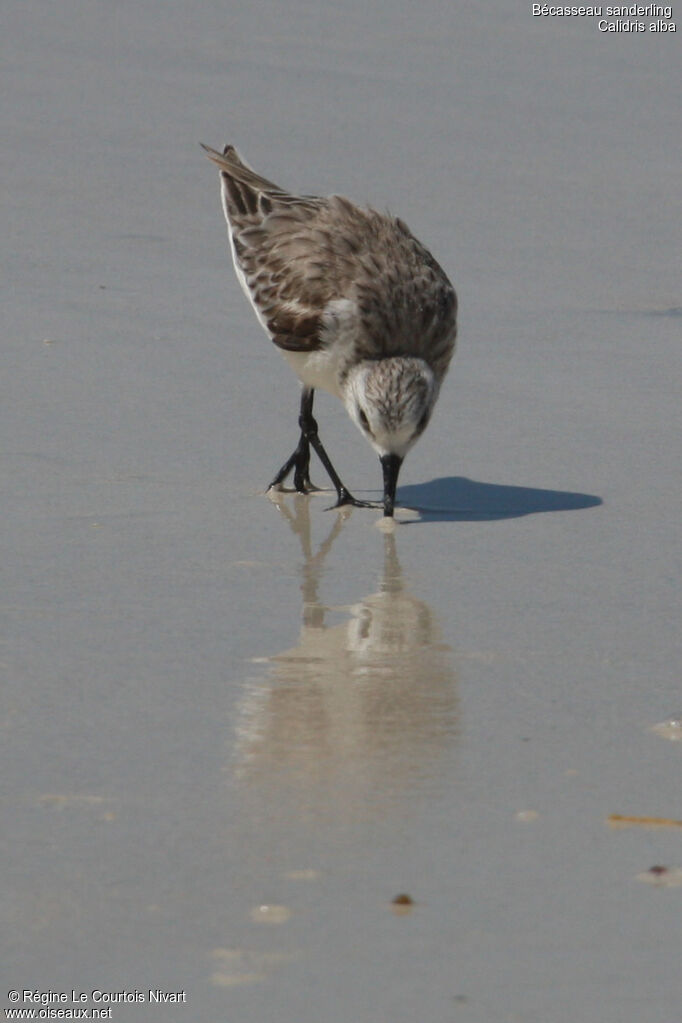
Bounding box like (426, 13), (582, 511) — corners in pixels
(2, 2), (681, 1020)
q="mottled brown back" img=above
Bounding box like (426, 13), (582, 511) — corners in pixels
(205, 144), (457, 377)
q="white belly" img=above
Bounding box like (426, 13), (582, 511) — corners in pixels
(281, 347), (342, 398)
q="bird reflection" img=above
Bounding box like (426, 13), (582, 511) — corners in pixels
(232, 498), (458, 826)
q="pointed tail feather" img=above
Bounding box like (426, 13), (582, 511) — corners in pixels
(200, 143), (286, 195)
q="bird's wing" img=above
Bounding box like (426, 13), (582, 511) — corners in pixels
(203, 145), (364, 352)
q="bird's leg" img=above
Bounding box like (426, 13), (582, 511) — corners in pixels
(269, 389), (378, 509)
(268, 388), (316, 493)
(298, 390), (378, 511)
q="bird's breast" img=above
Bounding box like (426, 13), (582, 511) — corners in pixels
(280, 348), (343, 397)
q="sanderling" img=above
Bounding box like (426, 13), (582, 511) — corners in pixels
(202, 143), (457, 517)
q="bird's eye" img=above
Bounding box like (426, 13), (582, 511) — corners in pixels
(358, 407), (369, 430)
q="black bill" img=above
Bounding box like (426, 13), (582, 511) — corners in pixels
(380, 453), (403, 518)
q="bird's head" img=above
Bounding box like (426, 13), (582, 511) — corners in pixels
(343, 357), (438, 517)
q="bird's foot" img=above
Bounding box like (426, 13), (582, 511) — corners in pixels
(267, 478), (322, 497)
(325, 488), (382, 511)
(293, 472), (320, 494)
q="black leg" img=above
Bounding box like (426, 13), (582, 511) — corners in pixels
(268, 435), (313, 493)
(268, 388), (315, 493)
(268, 388), (379, 510)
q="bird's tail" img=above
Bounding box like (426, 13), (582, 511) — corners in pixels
(200, 143), (286, 195)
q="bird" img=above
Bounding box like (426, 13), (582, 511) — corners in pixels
(202, 143), (457, 517)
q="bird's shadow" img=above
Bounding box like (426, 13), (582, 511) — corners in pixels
(397, 476), (602, 523)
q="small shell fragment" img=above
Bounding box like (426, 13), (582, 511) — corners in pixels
(636, 866), (682, 887)
(390, 893), (414, 915)
(609, 815), (682, 829)
(210, 971), (265, 987)
(515, 810), (539, 822)
(249, 904), (291, 924)
(650, 719), (682, 741)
